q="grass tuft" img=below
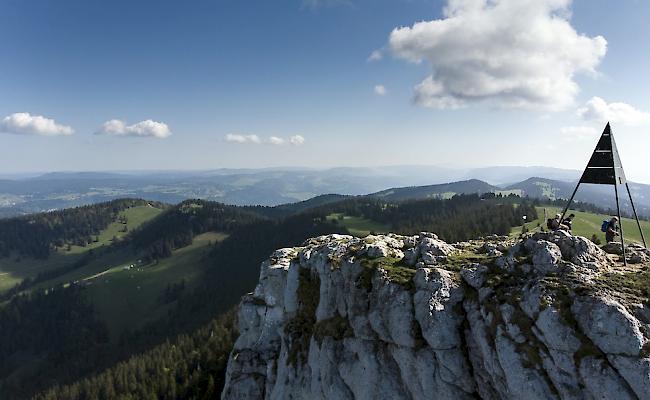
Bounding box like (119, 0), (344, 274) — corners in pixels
(285, 268), (320, 367)
(358, 256), (416, 291)
(313, 315), (353, 345)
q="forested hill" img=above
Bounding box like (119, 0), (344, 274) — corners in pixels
(130, 199), (263, 261)
(36, 310), (238, 400)
(244, 193), (350, 218)
(0, 198), (260, 262)
(0, 199), (166, 259)
(370, 179), (499, 202)
(309, 194), (537, 243)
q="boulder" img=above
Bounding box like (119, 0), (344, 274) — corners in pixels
(529, 231), (609, 269)
(417, 237), (455, 258)
(460, 263), (488, 289)
(525, 239), (563, 274)
(363, 235), (405, 260)
(572, 296), (646, 356)
(603, 242), (650, 263)
(602, 242), (623, 255)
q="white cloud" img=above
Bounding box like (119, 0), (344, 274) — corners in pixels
(0, 112), (73, 136)
(560, 125), (597, 141)
(374, 85), (387, 96)
(225, 133), (261, 144)
(97, 119), (171, 138)
(289, 135), (305, 146)
(268, 136), (285, 145)
(388, 0), (607, 110)
(367, 50), (383, 62)
(577, 97), (650, 126)
(301, 0), (352, 9)
(224, 134), (305, 146)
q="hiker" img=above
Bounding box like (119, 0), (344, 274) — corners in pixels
(562, 213), (575, 231)
(547, 213), (569, 231)
(605, 216), (620, 243)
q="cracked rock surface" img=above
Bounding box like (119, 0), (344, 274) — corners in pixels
(222, 232), (650, 400)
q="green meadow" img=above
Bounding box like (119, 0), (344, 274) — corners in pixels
(0, 203), (234, 340)
(65, 205), (163, 254)
(0, 205), (163, 293)
(82, 231), (228, 340)
(512, 206), (650, 245)
(326, 213), (390, 237)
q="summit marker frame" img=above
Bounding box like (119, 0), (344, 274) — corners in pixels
(560, 123), (646, 266)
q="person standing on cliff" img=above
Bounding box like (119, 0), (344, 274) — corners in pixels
(606, 216), (620, 243)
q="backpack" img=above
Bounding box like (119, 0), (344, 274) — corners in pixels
(547, 218), (554, 229)
(601, 220), (609, 233)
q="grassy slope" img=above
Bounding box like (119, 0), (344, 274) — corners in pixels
(0, 254), (72, 293)
(84, 232), (228, 340)
(326, 213), (390, 237)
(0, 229), (231, 397)
(0, 203), (231, 340)
(512, 206), (650, 245)
(66, 205), (163, 254)
(0, 205), (163, 293)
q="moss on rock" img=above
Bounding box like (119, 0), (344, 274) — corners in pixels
(358, 256), (416, 291)
(313, 315), (353, 345)
(285, 268), (320, 367)
(445, 250), (494, 272)
(594, 268), (650, 305)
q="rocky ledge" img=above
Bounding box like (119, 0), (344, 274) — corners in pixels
(222, 231), (650, 399)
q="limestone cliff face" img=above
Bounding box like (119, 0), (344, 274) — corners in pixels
(221, 231), (650, 400)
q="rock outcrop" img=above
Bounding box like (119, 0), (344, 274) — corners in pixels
(222, 232), (650, 399)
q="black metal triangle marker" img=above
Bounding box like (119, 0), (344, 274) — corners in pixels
(560, 122), (646, 266)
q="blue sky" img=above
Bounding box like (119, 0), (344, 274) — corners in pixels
(2, 0), (650, 182)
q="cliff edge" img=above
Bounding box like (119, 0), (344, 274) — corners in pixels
(222, 231), (650, 399)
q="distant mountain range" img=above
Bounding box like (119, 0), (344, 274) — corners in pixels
(369, 177), (650, 217)
(371, 179), (498, 201)
(507, 177), (650, 217)
(1, 166), (649, 217)
(464, 166), (581, 185)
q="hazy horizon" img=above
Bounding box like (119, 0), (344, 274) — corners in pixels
(0, 163), (583, 181)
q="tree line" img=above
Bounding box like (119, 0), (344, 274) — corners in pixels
(34, 310), (237, 400)
(0, 199), (164, 259)
(0, 286), (110, 399)
(311, 194), (538, 242)
(129, 199), (263, 262)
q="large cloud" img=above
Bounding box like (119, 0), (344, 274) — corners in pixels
(0, 112), (73, 136)
(577, 97), (650, 126)
(97, 119), (171, 138)
(388, 0), (607, 110)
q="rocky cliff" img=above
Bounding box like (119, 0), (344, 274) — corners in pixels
(221, 231), (650, 399)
